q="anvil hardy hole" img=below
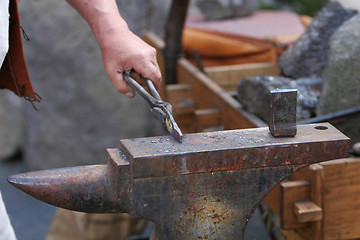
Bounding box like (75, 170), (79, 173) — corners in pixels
(315, 126), (328, 130)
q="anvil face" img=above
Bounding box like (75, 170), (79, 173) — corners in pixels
(119, 123), (349, 178)
(8, 123), (349, 240)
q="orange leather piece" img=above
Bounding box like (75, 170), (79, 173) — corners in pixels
(300, 15), (313, 28)
(0, 0), (40, 102)
(183, 28), (280, 67)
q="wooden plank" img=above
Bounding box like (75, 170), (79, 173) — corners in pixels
(294, 200), (322, 223)
(308, 164), (325, 240)
(166, 84), (192, 105)
(166, 84), (195, 117)
(165, 83), (196, 133)
(320, 158), (360, 240)
(175, 113), (196, 134)
(177, 58), (267, 130)
(205, 62), (280, 91)
(263, 183), (281, 215)
(195, 108), (221, 132)
(172, 101), (195, 116)
(281, 229), (305, 240)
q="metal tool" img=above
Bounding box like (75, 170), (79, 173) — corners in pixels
(8, 123), (349, 239)
(269, 89), (297, 137)
(123, 71), (183, 143)
(299, 106), (360, 124)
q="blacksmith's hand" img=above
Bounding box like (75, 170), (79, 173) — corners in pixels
(66, 0), (162, 98)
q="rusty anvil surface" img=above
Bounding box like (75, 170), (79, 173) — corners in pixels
(8, 123), (349, 240)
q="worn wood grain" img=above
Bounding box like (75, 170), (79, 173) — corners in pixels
(294, 200), (322, 223)
(194, 108), (221, 132)
(321, 158), (360, 240)
(177, 58), (267, 130)
(280, 180), (311, 229)
(205, 63), (280, 91)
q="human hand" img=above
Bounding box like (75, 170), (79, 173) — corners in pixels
(66, 0), (162, 98)
(99, 28), (162, 98)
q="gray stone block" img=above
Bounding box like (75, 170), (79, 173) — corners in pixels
(237, 75), (320, 122)
(278, 1), (357, 79)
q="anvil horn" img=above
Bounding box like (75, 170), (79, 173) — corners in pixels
(7, 163), (127, 213)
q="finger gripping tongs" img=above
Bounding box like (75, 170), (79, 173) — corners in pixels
(123, 71), (183, 143)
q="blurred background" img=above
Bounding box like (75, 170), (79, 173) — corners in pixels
(1, 0), (359, 239)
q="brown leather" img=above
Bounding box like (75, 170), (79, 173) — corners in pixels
(183, 28), (281, 67)
(0, 0), (40, 102)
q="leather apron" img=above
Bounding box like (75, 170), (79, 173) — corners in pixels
(0, 0), (40, 102)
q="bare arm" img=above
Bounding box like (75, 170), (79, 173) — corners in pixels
(66, 0), (162, 97)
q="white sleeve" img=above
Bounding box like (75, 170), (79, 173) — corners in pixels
(0, 190), (17, 240)
(0, 0), (9, 65)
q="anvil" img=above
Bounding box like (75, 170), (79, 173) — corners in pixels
(8, 123), (349, 239)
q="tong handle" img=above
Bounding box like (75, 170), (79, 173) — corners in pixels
(145, 79), (161, 100)
(123, 71), (183, 142)
(123, 71), (158, 106)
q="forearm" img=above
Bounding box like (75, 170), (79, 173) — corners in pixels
(66, 0), (162, 96)
(66, 0), (128, 46)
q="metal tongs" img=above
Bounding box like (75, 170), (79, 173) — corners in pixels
(123, 71), (183, 143)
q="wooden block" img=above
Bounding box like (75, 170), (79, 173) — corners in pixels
(280, 180), (310, 229)
(294, 200), (322, 223)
